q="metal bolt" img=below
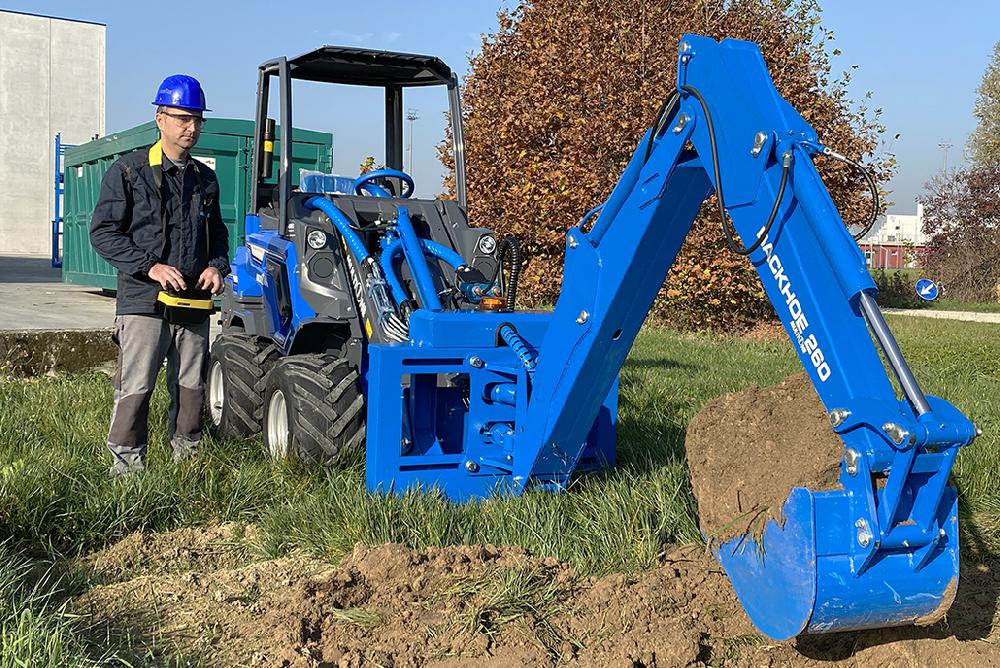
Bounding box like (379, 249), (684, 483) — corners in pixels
(400, 437), (412, 453)
(882, 422), (908, 445)
(672, 113), (690, 135)
(855, 518), (873, 548)
(469, 355), (484, 368)
(750, 131), (767, 157)
(505, 454), (513, 461)
(576, 310), (589, 324)
(976, 427), (983, 436)
(679, 41), (692, 53)
(465, 460), (480, 473)
(844, 449), (861, 477)
(828, 408), (851, 428)
(567, 235), (578, 249)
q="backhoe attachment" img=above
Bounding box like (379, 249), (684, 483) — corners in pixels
(364, 34), (977, 638)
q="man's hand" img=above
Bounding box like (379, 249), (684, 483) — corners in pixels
(197, 266), (224, 295)
(148, 263), (187, 291)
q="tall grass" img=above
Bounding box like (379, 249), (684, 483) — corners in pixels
(0, 316), (996, 576)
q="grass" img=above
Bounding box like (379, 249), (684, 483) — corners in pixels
(0, 317), (997, 658)
(928, 298), (1000, 314)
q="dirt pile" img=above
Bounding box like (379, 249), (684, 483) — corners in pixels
(685, 372), (844, 542)
(72, 528), (1000, 667)
(0, 329), (116, 377)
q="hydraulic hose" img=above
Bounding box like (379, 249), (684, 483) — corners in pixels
(304, 196), (369, 261)
(395, 208), (443, 310)
(487, 236), (522, 309)
(380, 237), (470, 306)
(498, 324), (535, 376)
(678, 85), (791, 257)
(820, 148), (882, 240)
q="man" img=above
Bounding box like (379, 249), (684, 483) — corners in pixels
(90, 75), (229, 477)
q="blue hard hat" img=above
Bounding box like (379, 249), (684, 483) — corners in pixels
(152, 74), (210, 112)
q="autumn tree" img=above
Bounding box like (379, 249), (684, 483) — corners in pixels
(968, 41), (1000, 169)
(443, 0), (891, 330)
(918, 165), (1000, 302)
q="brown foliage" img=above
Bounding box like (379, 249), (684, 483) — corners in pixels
(441, 0), (892, 331)
(918, 165), (1000, 302)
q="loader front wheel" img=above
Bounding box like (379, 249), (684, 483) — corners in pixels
(262, 354), (365, 464)
(206, 334), (279, 439)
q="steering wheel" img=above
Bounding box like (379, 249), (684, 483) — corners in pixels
(353, 169), (415, 199)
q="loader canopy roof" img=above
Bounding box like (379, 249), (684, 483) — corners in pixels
(274, 46), (454, 87)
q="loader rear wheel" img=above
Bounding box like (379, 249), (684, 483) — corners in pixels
(206, 334), (279, 439)
(262, 354), (365, 464)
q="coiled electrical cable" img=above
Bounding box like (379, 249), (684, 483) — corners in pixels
(487, 236), (522, 309)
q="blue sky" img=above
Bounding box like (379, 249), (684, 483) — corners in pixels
(9, 1), (999, 211)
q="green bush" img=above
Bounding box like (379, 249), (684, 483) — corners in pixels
(871, 269), (927, 309)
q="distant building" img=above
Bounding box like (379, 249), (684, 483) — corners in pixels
(0, 10), (106, 256)
(857, 204), (928, 270)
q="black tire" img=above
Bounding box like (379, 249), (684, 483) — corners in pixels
(262, 354), (366, 464)
(206, 334), (279, 438)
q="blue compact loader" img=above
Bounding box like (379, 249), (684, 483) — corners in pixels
(208, 37), (979, 640)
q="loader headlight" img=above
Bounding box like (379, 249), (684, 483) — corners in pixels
(478, 235), (496, 255)
(307, 229), (327, 250)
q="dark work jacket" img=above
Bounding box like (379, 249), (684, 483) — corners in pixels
(89, 141), (230, 315)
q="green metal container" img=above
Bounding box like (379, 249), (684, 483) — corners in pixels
(62, 118), (332, 290)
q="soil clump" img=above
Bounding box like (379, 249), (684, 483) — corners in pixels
(685, 372), (844, 542)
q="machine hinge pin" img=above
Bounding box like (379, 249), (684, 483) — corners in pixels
(576, 310), (589, 324)
(844, 448), (861, 477)
(469, 355), (484, 368)
(672, 113), (690, 134)
(465, 460), (480, 473)
(828, 408), (851, 428)
(882, 422), (908, 445)
(855, 518), (873, 548)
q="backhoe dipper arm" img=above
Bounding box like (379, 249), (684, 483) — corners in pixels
(514, 35), (977, 638)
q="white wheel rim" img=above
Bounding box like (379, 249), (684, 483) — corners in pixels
(266, 389), (290, 458)
(209, 360), (225, 426)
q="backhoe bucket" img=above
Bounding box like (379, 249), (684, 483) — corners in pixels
(715, 485), (960, 640)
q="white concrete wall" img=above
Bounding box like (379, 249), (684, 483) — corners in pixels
(0, 11), (105, 256)
(859, 203), (928, 246)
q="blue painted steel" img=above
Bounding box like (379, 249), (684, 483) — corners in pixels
(915, 278), (939, 301)
(394, 207), (442, 310)
(51, 133), (75, 268)
(353, 169), (414, 198)
(229, 227), (316, 353)
(304, 196), (369, 261)
(360, 33), (975, 638)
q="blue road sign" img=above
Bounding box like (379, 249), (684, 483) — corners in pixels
(915, 278), (939, 301)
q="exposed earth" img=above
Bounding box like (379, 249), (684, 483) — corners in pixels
(72, 524), (1000, 667)
(685, 372), (844, 542)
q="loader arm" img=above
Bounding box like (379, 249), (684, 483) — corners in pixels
(364, 34), (976, 639)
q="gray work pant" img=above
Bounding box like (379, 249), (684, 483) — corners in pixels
(107, 314), (210, 474)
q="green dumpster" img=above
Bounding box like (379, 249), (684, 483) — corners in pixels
(62, 119), (332, 290)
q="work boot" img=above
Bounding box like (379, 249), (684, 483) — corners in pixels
(171, 435), (200, 463)
(108, 461), (145, 479)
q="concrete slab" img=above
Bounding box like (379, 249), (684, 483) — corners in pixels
(0, 255), (222, 338)
(885, 308), (1000, 325)
(0, 255), (115, 330)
